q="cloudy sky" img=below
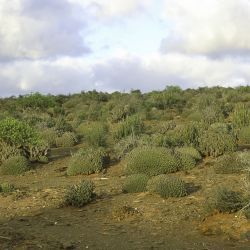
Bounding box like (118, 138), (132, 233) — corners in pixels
(1, 0), (250, 96)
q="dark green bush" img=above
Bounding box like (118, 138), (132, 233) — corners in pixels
(198, 130), (237, 157)
(214, 153), (247, 174)
(124, 147), (179, 176)
(67, 148), (108, 176)
(147, 175), (187, 198)
(122, 174), (149, 193)
(208, 187), (245, 213)
(0, 156), (30, 175)
(0, 118), (40, 146)
(64, 180), (95, 207)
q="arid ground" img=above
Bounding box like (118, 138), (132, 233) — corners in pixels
(0, 147), (249, 250)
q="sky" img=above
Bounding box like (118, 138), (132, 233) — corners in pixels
(1, 0), (250, 96)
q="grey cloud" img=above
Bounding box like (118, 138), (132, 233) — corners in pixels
(0, 0), (91, 61)
(92, 57), (190, 92)
(2, 54), (235, 97)
(160, 0), (250, 58)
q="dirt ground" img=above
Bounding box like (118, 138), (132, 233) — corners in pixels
(0, 153), (250, 249)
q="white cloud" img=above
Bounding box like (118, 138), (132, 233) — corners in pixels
(161, 0), (250, 57)
(1, 52), (250, 96)
(69, 0), (152, 19)
(0, 0), (250, 96)
(0, 0), (90, 60)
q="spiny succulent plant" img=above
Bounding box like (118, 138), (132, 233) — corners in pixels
(124, 147), (179, 176)
(122, 174), (149, 193)
(67, 148), (108, 176)
(64, 180), (95, 207)
(147, 175), (187, 198)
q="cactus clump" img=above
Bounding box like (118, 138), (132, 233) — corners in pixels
(67, 148), (108, 176)
(147, 175), (187, 198)
(122, 174), (149, 193)
(124, 147), (179, 176)
(64, 180), (95, 207)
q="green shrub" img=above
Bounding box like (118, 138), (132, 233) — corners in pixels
(67, 148), (108, 176)
(54, 117), (73, 134)
(0, 182), (15, 193)
(0, 156), (29, 175)
(113, 115), (144, 140)
(176, 152), (196, 171)
(24, 140), (49, 162)
(208, 187), (245, 213)
(64, 180), (95, 207)
(214, 153), (247, 174)
(210, 122), (231, 134)
(161, 130), (183, 147)
(175, 147), (202, 161)
(55, 132), (78, 148)
(231, 103), (250, 128)
(122, 174), (149, 193)
(113, 135), (139, 160)
(0, 118), (40, 146)
(0, 140), (22, 164)
(238, 126), (250, 144)
(84, 123), (108, 147)
(110, 105), (131, 123)
(40, 128), (58, 147)
(179, 122), (207, 147)
(198, 130), (236, 157)
(124, 147), (179, 176)
(18, 93), (56, 110)
(147, 175), (187, 198)
(201, 106), (224, 125)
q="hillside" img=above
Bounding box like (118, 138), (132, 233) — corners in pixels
(0, 86), (250, 249)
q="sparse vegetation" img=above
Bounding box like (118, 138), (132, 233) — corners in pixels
(198, 129), (236, 157)
(147, 175), (187, 198)
(0, 182), (15, 193)
(122, 174), (149, 193)
(64, 180), (95, 207)
(55, 132), (78, 147)
(176, 152), (197, 171)
(0, 155), (30, 175)
(1, 86), (250, 247)
(207, 187), (245, 213)
(175, 147), (202, 161)
(124, 147), (179, 176)
(214, 153), (247, 174)
(67, 148), (108, 176)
